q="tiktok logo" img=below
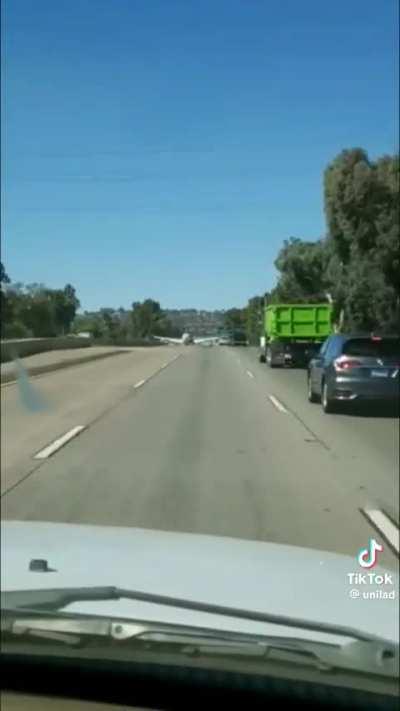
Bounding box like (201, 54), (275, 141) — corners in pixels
(357, 538), (384, 569)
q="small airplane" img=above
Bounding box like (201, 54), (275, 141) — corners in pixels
(153, 332), (219, 346)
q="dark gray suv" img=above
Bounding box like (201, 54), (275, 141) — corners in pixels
(307, 334), (399, 413)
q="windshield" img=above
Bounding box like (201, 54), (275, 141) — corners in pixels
(1, 0), (399, 703)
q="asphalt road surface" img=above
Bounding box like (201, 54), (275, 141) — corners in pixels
(1, 345), (399, 569)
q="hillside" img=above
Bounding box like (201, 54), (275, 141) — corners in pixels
(164, 309), (226, 336)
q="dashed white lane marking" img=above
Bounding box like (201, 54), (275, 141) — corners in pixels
(34, 426), (86, 460)
(268, 394), (288, 413)
(158, 353), (182, 372)
(246, 370), (255, 379)
(361, 508), (399, 554)
(134, 353), (182, 386)
(31, 355), (182, 462)
(134, 379), (146, 389)
(135, 353), (182, 385)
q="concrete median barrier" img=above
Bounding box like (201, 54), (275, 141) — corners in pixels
(1, 336), (93, 363)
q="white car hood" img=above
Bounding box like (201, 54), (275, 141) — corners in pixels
(1, 521), (398, 644)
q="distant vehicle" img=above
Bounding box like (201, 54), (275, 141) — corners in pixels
(307, 334), (400, 413)
(232, 329), (248, 346)
(218, 334), (233, 345)
(259, 304), (333, 367)
(153, 332), (218, 346)
(217, 329), (247, 346)
(75, 331), (91, 339)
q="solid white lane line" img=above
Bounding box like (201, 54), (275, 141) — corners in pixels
(246, 370), (255, 379)
(134, 379), (146, 389)
(268, 394), (288, 413)
(361, 508), (399, 554)
(34, 426), (86, 460)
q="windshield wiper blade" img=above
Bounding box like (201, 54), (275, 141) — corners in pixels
(1, 585), (395, 646)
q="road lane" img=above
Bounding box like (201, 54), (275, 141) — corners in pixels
(235, 347), (399, 521)
(2, 345), (397, 569)
(1, 345), (182, 494)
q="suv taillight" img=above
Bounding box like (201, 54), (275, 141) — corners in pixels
(334, 357), (362, 371)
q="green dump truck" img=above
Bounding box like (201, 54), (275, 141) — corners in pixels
(259, 303), (334, 367)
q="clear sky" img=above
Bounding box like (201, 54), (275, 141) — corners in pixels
(2, 0), (398, 311)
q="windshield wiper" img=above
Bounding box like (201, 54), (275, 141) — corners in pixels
(0, 585), (394, 645)
(2, 585), (399, 668)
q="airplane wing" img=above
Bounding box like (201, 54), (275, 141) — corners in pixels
(152, 336), (182, 344)
(193, 337), (220, 344)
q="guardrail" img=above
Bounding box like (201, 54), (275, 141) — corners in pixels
(1, 336), (92, 363)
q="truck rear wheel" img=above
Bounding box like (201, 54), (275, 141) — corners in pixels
(266, 348), (277, 368)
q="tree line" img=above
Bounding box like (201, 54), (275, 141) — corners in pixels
(0, 269), (80, 339)
(73, 300), (181, 344)
(224, 148), (399, 344)
(0, 268), (181, 344)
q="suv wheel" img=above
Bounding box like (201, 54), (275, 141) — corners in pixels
(308, 373), (319, 403)
(322, 380), (336, 413)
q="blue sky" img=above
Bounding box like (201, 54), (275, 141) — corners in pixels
(2, 0), (398, 311)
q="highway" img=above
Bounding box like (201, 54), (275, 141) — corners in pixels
(1, 345), (399, 570)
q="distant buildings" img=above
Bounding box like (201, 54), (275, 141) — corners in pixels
(163, 309), (225, 336)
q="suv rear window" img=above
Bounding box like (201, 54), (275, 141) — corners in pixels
(342, 338), (400, 358)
